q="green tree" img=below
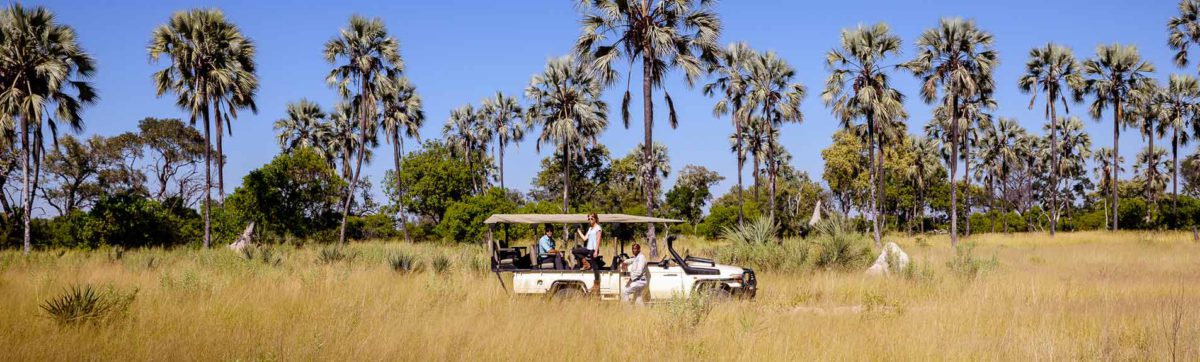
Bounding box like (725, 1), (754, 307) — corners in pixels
(665, 165), (724, 230)
(436, 187), (518, 243)
(383, 140), (476, 223)
(134, 117), (206, 203)
(1169, 0), (1200, 72)
(704, 42), (756, 225)
(1184, 149), (1200, 197)
(40, 135), (104, 215)
(379, 75), (423, 242)
(1018, 43), (1084, 236)
(823, 22), (906, 245)
(444, 104), (488, 193)
(0, 4), (98, 254)
(821, 129), (868, 215)
(150, 9), (257, 248)
(525, 56), (608, 235)
(530, 145), (611, 210)
(1082, 43), (1156, 231)
(1157, 74), (1199, 213)
(905, 17), (997, 246)
(223, 147), (345, 239)
(324, 15), (403, 245)
(575, 0), (721, 257)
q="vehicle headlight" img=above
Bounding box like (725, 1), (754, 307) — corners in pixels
(730, 273), (743, 281)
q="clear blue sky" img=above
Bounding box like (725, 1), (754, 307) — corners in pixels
(30, 0), (1184, 203)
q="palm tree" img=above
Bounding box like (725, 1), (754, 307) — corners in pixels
(1134, 146), (1171, 209)
(1057, 117), (1094, 225)
(275, 99), (326, 152)
(525, 56), (608, 236)
(480, 91), (526, 191)
(959, 97), (994, 237)
(1081, 44), (1155, 231)
(1132, 82), (1167, 210)
(905, 18), (997, 246)
(444, 104), (486, 193)
(823, 23), (907, 246)
(324, 15), (403, 245)
(748, 51), (805, 223)
(635, 142), (671, 203)
(992, 118), (1027, 233)
(1169, 0), (1200, 72)
(1018, 43), (1083, 236)
(151, 9), (256, 249)
(908, 136), (941, 233)
(379, 75), (423, 243)
(1093, 148), (1123, 230)
(0, 4), (97, 254)
(575, 0), (721, 256)
(704, 42), (756, 226)
(1157, 74), (1199, 212)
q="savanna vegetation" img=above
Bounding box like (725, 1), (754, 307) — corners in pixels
(2, 0), (1200, 360)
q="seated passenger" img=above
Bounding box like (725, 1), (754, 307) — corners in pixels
(537, 226), (565, 270)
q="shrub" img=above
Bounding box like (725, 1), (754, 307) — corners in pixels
(946, 243), (998, 280)
(435, 188), (517, 243)
(387, 251), (421, 273)
(347, 213), (401, 241)
(713, 239), (808, 273)
(809, 214), (872, 270)
(430, 254), (451, 273)
(720, 217), (776, 245)
(222, 147), (346, 241)
(317, 245), (356, 265)
(41, 285), (137, 327)
(240, 245), (282, 267)
(665, 293), (715, 331)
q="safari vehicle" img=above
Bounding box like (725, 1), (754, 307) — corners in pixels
(485, 213), (756, 301)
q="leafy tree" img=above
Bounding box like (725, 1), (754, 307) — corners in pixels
(1018, 43), (1084, 236)
(823, 23), (907, 245)
(383, 140), (476, 223)
(530, 145), (611, 209)
(704, 42), (756, 225)
(379, 75), (423, 242)
(1185, 149), (1200, 197)
(223, 147), (345, 239)
(40, 135), (105, 215)
(575, 0), (721, 257)
(85, 193), (201, 248)
(525, 56), (608, 229)
(666, 165), (724, 230)
(0, 4), (98, 254)
(324, 15), (403, 244)
(906, 17), (997, 246)
(821, 130), (868, 215)
(1082, 44), (1156, 231)
(150, 8), (258, 248)
(436, 188), (518, 243)
(133, 117), (206, 204)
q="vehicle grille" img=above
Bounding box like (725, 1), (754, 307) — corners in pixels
(743, 268), (756, 288)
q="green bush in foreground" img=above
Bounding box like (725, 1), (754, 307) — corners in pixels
(41, 285), (137, 327)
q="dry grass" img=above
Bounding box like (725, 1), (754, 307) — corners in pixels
(1, 231), (1198, 361)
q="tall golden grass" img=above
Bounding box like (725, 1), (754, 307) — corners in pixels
(0, 231), (1197, 360)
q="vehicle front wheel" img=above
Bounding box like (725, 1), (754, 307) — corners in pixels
(552, 286), (585, 301)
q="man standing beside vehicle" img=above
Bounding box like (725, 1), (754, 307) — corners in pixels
(621, 243), (647, 303)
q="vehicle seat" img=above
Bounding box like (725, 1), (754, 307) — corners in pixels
(493, 240), (515, 269)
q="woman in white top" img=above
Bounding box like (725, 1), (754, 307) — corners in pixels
(576, 213), (603, 258)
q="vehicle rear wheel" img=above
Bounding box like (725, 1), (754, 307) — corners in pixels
(552, 286), (585, 301)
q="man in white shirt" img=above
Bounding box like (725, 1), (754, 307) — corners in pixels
(620, 243), (648, 303)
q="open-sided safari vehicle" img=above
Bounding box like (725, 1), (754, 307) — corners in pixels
(485, 213), (757, 301)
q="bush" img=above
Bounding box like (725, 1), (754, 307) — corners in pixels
(720, 217), (776, 245)
(430, 254), (451, 273)
(347, 213), (400, 241)
(81, 193), (201, 248)
(809, 214), (872, 270)
(223, 147), (346, 241)
(41, 284), (137, 327)
(714, 239), (808, 273)
(946, 243), (998, 280)
(435, 188), (517, 243)
(317, 245), (356, 265)
(696, 198), (760, 239)
(387, 251), (421, 273)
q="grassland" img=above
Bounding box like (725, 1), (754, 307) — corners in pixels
(1, 231), (1197, 361)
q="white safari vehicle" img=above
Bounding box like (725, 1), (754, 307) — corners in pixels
(485, 213), (756, 301)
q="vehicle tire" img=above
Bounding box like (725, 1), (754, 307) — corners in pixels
(552, 286), (584, 301)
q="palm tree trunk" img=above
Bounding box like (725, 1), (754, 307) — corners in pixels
(1002, 176), (1009, 233)
(214, 100), (226, 202)
(1112, 99), (1121, 232)
(642, 50), (659, 259)
(753, 153), (761, 203)
(20, 115), (31, 255)
(767, 130), (777, 224)
(989, 177), (996, 233)
(562, 143), (570, 238)
(393, 133), (411, 243)
(202, 105), (213, 249)
(339, 83), (372, 245)
(963, 135), (972, 237)
(1147, 121), (1156, 219)
(950, 95), (960, 247)
(866, 113), (881, 247)
(736, 125), (745, 226)
(1049, 99), (1058, 236)
(1173, 132), (1180, 213)
(499, 137), (506, 191)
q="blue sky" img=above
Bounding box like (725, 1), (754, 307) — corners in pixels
(30, 0), (1184, 203)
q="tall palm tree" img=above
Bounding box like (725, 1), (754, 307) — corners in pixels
(704, 42), (755, 226)
(1082, 44), (1155, 231)
(908, 136), (941, 233)
(444, 104), (486, 193)
(150, 9), (255, 249)
(905, 18), (997, 246)
(324, 15), (403, 245)
(379, 75), (423, 243)
(1157, 74), (1199, 212)
(525, 56), (608, 236)
(1092, 147), (1123, 230)
(480, 91), (526, 191)
(0, 4), (97, 254)
(992, 118), (1026, 233)
(1169, 0), (1200, 72)
(958, 97), (994, 237)
(1018, 43), (1083, 236)
(1132, 82), (1167, 210)
(274, 99), (326, 152)
(823, 22), (907, 246)
(575, 0), (721, 257)
(1057, 117), (1094, 225)
(748, 50), (805, 223)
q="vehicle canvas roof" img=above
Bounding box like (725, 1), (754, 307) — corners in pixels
(483, 213), (683, 224)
